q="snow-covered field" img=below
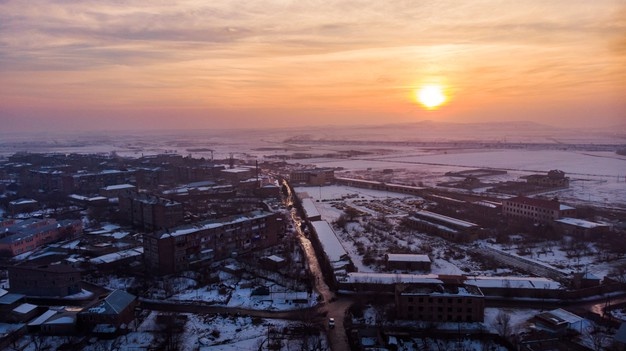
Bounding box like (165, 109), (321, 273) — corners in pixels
(9, 312), (326, 351)
(297, 181), (624, 281)
(295, 148), (626, 209)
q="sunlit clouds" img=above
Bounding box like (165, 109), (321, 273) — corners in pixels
(0, 1), (625, 131)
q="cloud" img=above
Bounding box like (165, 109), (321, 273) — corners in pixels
(1, 0), (624, 131)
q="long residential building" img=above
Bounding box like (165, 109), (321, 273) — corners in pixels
(395, 283), (485, 322)
(405, 210), (481, 242)
(143, 211), (282, 274)
(8, 264), (81, 297)
(502, 196), (575, 222)
(0, 218), (82, 256)
(290, 168), (334, 185)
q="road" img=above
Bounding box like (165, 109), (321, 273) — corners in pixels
(282, 179), (353, 351)
(137, 179), (621, 351)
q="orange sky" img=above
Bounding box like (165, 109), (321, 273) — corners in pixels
(1, 1), (625, 132)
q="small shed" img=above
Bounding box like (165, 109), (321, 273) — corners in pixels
(532, 308), (584, 336)
(260, 255), (286, 270)
(385, 253), (431, 271)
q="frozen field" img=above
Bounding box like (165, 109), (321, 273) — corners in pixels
(294, 148), (626, 209)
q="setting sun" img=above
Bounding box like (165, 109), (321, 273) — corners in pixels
(416, 85), (447, 110)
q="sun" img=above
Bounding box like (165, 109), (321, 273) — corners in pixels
(416, 85), (446, 110)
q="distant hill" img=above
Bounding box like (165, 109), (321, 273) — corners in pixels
(281, 120), (622, 144)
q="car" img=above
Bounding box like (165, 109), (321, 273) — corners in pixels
(328, 317), (335, 329)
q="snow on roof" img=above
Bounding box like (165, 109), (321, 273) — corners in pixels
(0, 288), (7, 298)
(340, 272), (442, 285)
(465, 276), (561, 290)
(89, 247), (143, 264)
(310, 221), (349, 263)
(69, 194), (107, 202)
(407, 217), (459, 234)
(164, 211), (272, 238)
(101, 184), (135, 191)
(28, 310), (57, 326)
(13, 303), (37, 314)
(221, 167), (251, 173)
(265, 255), (285, 263)
(84, 290), (136, 315)
(560, 204), (575, 210)
(44, 315), (75, 325)
(0, 293), (24, 305)
(386, 253), (431, 263)
(9, 198), (37, 205)
(555, 217), (607, 229)
(301, 198), (321, 219)
(413, 210), (478, 228)
(546, 308), (584, 325)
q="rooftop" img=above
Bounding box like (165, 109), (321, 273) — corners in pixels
(386, 253), (431, 263)
(159, 210), (274, 239)
(411, 210), (478, 229)
(398, 283), (483, 297)
(83, 289), (136, 315)
(504, 196), (563, 210)
(301, 198), (321, 219)
(555, 217), (608, 229)
(311, 220), (349, 263)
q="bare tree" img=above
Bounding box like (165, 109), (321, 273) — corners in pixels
(584, 324), (610, 351)
(493, 310), (512, 339)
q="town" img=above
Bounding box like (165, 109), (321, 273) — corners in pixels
(0, 133), (625, 351)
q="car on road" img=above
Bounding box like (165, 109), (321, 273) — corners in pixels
(328, 317), (335, 329)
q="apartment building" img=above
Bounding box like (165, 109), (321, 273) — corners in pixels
(118, 191), (184, 231)
(502, 196), (575, 222)
(289, 168), (334, 185)
(395, 283), (485, 322)
(143, 211), (282, 274)
(8, 264), (81, 297)
(0, 218), (82, 256)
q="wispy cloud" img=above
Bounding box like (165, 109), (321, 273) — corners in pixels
(1, 0), (624, 131)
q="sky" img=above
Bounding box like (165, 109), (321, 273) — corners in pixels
(1, 0), (625, 132)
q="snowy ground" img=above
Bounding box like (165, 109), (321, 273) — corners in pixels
(298, 182), (624, 282)
(8, 311), (327, 351)
(296, 148), (626, 209)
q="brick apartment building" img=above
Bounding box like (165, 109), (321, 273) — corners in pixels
(395, 282), (485, 322)
(8, 264), (81, 297)
(0, 218), (83, 256)
(289, 168), (334, 185)
(502, 196), (575, 223)
(143, 210), (282, 274)
(118, 191), (184, 231)
(64, 169), (135, 194)
(7, 198), (39, 215)
(522, 169), (570, 188)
